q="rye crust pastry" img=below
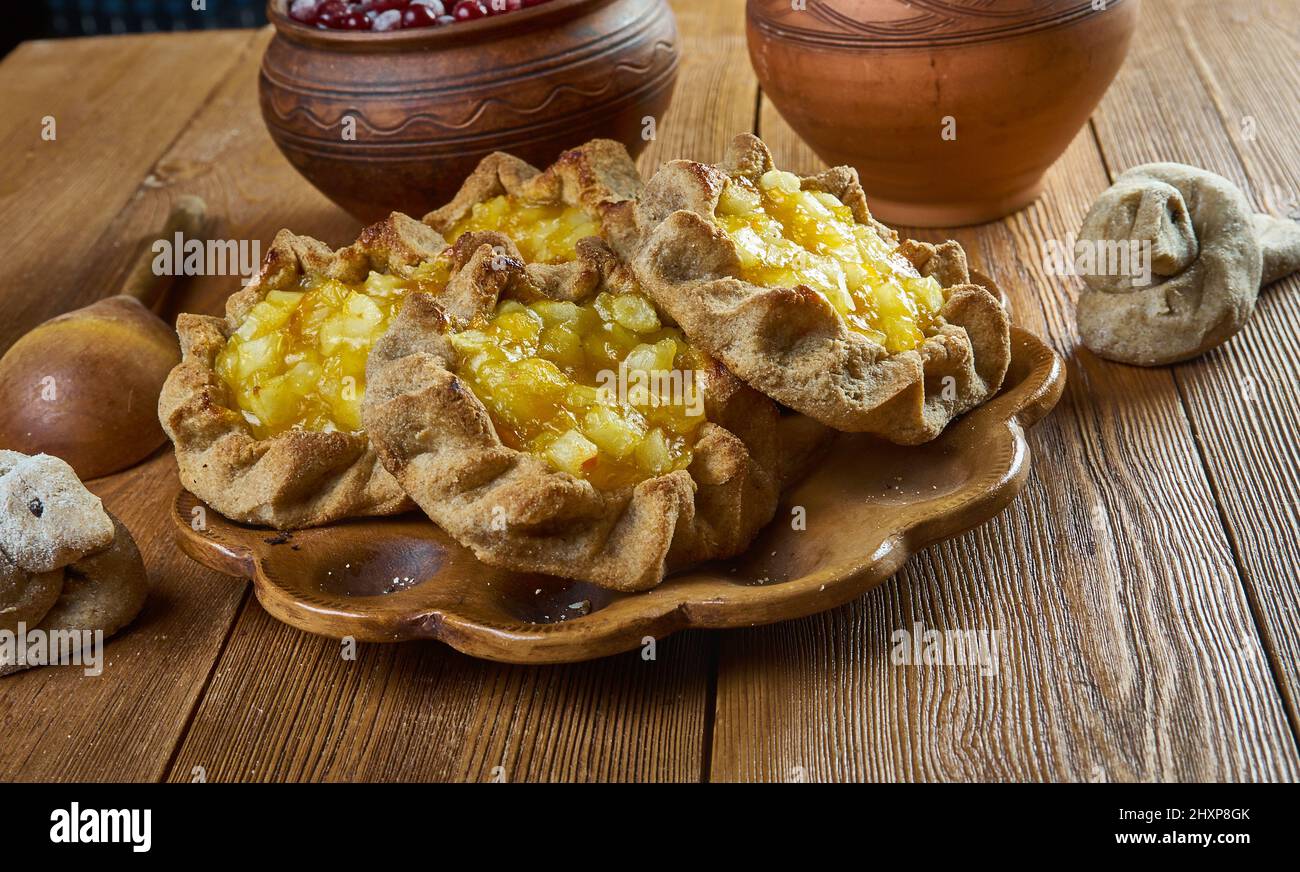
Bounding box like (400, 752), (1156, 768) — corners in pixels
(633, 134), (1012, 444)
(158, 215), (453, 528)
(423, 138), (643, 300)
(364, 252), (825, 591)
(363, 144), (829, 590)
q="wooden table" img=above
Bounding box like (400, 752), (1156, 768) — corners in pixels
(1, 0), (1297, 782)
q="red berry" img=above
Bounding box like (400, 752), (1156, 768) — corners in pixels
(314, 0), (348, 27)
(309, 0), (539, 28)
(402, 5), (441, 27)
(452, 0), (488, 21)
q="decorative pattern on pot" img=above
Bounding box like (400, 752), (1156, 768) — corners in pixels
(259, 0), (679, 222)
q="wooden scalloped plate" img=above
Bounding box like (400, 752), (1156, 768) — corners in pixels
(173, 326), (1064, 664)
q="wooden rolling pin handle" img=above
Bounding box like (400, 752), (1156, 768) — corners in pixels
(118, 194), (209, 312)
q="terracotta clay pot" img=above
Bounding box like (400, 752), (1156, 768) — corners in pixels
(260, 0), (678, 223)
(747, 0), (1139, 226)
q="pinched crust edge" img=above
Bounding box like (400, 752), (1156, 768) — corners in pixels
(423, 138), (643, 301)
(363, 248), (825, 592)
(156, 214), (455, 529)
(632, 133), (1012, 444)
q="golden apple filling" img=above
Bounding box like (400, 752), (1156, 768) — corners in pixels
(714, 170), (946, 353)
(449, 292), (707, 490)
(445, 195), (601, 264)
(444, 196), (600, 263)
(215, 258), (451, 439)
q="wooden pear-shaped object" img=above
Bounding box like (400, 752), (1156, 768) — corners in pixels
(0, 198), (207, 479)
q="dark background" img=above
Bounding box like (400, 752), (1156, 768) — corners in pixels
(4, 1), (269, 58)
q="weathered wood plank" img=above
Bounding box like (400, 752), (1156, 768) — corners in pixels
(1090, 0), (1300, 729)
(0, 31), (262, 781)
(166, 604), (710, 782)
(636, 0), (758, 171)
(0, 31), (257, 350)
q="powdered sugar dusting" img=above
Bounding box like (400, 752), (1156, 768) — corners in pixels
(0, 451), (114, 574)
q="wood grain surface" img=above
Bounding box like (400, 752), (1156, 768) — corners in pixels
(0, 30), (267, 782)
(0, 0), (1297, 781)
(1091, 0), (1300, 734)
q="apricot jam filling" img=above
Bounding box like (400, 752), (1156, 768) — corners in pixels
(448, 291), (707, 490)
(215, 258), (451, 439)
(445, 195), (601, 264)
(714, 170), (946, 353)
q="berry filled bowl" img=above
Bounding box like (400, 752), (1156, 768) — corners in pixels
(260, 0), (679, 222)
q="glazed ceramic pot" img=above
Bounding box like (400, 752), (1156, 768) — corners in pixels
(747, 0), (1139, 226)
(260, 0), (679, 222)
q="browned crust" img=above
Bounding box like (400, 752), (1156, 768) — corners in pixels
(363, 254), (825, 592)
(156, 214), (450, 529)
(363, 146), (829, 590)
(632, 133), (1012, 444)
(423, 138), (644, 300)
